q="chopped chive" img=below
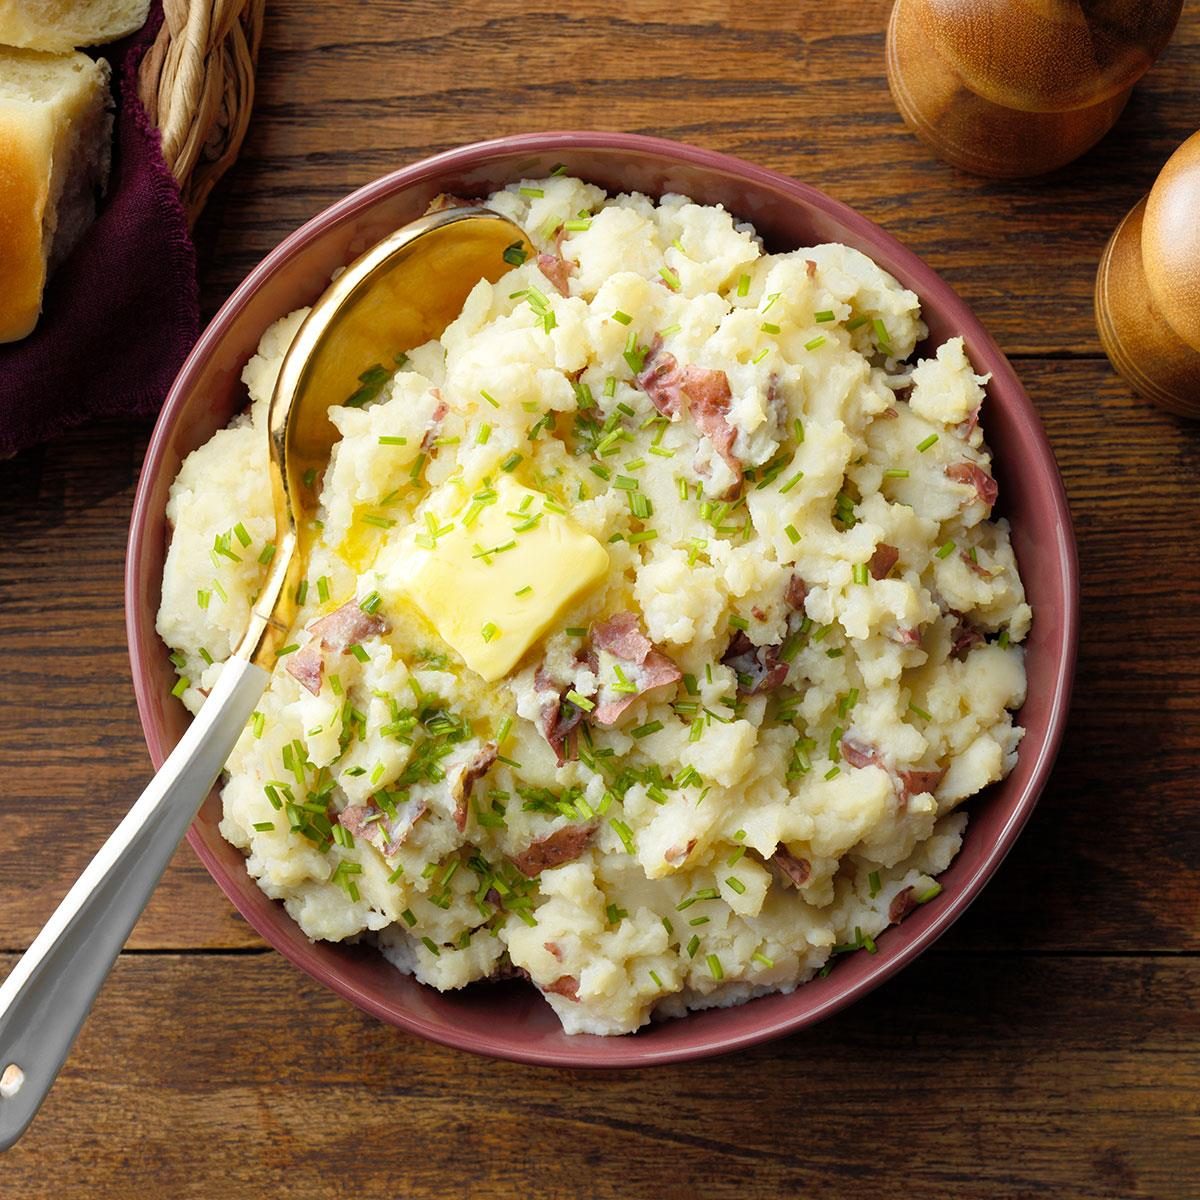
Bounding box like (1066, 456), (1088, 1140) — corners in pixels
(514, 585), (533, 597)
(480, 389), (499, 409)
(631, 720), (664, 739)
(785, 524), (800, 545)
(349, 644), (370, 663)
(481, 622), (499, 643)
(846, 314), (869, 331)
(917, 882), (943, 904)
(852, 562), (869, 585)
(868, 870), (881, 898)
(873, 318), (892, 349)
(686, 935), (701, 958)
(706, 954), (724, 981)
(502, 242), (528, 267)
(752, 348), (769, 364)
(170, 676), (189, 698)
(360, 514), (395, 529)
(752, 951), (775, 968)
(779, 470), (804, 494)
(377, 435), (407, 446)
(883, 468), (910, 478)
(908, 702), (932, 720)
(917, 433), (939, 453)
(565, 690), (595, 711)
(814, 310), (835, 323)
(316, 576), (330, 603)
(728, 615), (749, 631)
(804, 335), (826, 351)
(611, 309), (633, 326)
(519, 186), (544, 198)
(760, 322), (781, 335)
(233, 522), (252, 548)
(257, 542), (276, 565)
(500, 452), (523, 472)
(565, 627), (586, 637)
(935, 540), (956, 559)
(725, 876), (746, 895)
(295, 580), (308, 605)
(736, 274), (750, 298)
(659, 267), (680, 291)
(649, 970), (664, 988)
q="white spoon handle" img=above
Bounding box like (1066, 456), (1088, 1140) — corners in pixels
(0, 657), (267, 1151)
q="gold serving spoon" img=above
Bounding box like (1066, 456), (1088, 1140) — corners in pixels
(0, 205), (533, 1150)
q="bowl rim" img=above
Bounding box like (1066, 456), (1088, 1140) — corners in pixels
(125, 130), (1079, 1067)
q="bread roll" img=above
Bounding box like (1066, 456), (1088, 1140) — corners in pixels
(0, 0), (150, 52)
(0, 47), (112, 343)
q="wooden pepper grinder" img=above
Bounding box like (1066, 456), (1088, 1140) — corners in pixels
(886, 0), (1182, 177)
(1095, 131), (1200, 418)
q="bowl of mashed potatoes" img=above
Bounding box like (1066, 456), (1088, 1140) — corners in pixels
(126, 132), (1077, 1065)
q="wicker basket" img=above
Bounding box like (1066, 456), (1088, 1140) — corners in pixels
(136, 0), (265, 226)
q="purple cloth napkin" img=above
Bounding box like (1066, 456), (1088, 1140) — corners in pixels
(0, 2), (199, 458)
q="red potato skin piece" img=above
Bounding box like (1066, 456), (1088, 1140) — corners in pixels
(309, 599), (389, 652)
(545, 975), (580, 1001)
(537, 251), (572, 297)
(592, 649), (681, 726)
(721, 631), (789, 694)
(591, 612), (652, 662)
(772, 848), (812, 888)
(898, 767), (946, 800)
(286, 600), (390, 695)
(285, 642), (324, 695)
(682, 365), (741, 482)
(889, 886), (918, 924)
(511, 823), (596, 878)
(634, 340), (742, 485)
(786, 574), (808, 610)
(839, 736), (944, 806)
(840, 736), (884, 770)
(961, 550), (994, 580)
(453, 742), (498, 833)
(420, 397), (448, 453)
(951, 615), (986, 657)
(869, 543), (900, 580)
(338, 797), (427, 857)
(533, 667), (586, 766)
(664, 838), (697, 868)
(590, 612), (683, 727)
(945, 461), (999, 508)
(635, 336), (687, 419)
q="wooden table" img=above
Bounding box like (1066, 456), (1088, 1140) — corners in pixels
(3, 3), (1198, 1195)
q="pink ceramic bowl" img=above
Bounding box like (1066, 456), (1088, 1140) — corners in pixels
(126, 132), (1078, 1066)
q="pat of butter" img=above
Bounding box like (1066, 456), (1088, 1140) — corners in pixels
(387, 477), (608, 681)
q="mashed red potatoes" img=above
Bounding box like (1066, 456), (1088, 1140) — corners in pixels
(157, 176), (1030, 1035)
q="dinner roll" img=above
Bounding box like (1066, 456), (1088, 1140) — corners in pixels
(0, 0), (150, 51)
(0, 47), (112, 343)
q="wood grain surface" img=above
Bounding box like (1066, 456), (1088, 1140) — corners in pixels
(1, 1), (1198, 1196)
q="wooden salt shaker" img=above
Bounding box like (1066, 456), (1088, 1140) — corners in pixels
(1095, 131), (1200, 419)
(886, 0), (1182, 177)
